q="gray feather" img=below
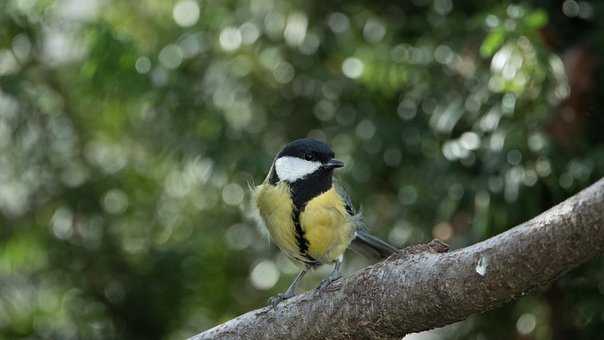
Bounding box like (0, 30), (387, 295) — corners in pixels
(350, 229), (398, 259)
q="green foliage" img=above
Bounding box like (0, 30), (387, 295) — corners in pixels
(0, 0), (603, 339)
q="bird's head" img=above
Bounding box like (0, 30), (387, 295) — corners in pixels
(270, 138), (343, 184)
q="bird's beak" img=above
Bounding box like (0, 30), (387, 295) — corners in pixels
(323, 159), (344, 169)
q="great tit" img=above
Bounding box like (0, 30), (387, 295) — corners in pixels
(254, 138), (398, 306)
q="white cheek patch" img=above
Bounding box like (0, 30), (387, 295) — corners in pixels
(275, 156), (322, 182)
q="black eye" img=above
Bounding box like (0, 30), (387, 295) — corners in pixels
(304, 153), (313, 161)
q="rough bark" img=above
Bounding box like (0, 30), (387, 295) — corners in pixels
(189, 179), (604, 340)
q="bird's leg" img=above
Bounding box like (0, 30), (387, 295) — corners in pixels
(268, 269), (307, 308)
(317, 256), (343, 290)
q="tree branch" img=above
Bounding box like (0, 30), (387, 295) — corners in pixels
(189, 179), (604, 340)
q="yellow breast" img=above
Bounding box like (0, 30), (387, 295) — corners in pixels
(254, 182), (301, 263)
(254, 183), (354, 266)
(300, 187), (354, 263)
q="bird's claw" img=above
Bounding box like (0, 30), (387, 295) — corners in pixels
(317, 274), (342, 291)
(268, 292), (294, 308)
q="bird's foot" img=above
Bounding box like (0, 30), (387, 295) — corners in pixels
(317, 273), (342, 291)
(268, 291), (295, 308)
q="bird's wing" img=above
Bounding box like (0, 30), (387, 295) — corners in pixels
(333, 179), (356, 217)
(334, 179), (399, 259)
(334, 179), (369, 232)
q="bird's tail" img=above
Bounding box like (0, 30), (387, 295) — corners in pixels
(350, 229), (398, 260)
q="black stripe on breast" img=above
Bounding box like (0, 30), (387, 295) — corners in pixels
(268, 166), (334, 267)
(289, 170), (334, 266)
(292, 207), (319, 266)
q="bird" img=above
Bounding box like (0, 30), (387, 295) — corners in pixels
(253, 138), (398, 306)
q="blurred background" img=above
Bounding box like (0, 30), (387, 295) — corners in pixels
(0, 0), (603, 339)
